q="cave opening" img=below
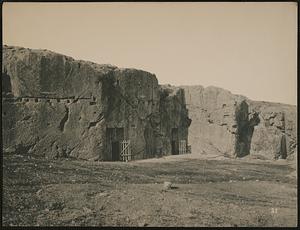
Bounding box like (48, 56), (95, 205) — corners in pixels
(171, 128), (179, 155)
(235, 101), (260, 157)
(280, 135), (287, 159)
(2, 70), (12, 95)
(106, 127), (124, 161)
(275, 134), (287, 159)
(144, 126), (156, 158)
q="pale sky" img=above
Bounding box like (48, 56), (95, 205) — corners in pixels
(3, 2), (297, 105)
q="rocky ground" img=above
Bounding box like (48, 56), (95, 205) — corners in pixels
(2, 152), (297, 227)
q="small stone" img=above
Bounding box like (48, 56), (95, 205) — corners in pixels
(83, 207), (92, 214)
(98, 192), (109, 197)
(163, 181), (172, 190)
(138, 221), (147, 227)
(36, 189), (42, 196)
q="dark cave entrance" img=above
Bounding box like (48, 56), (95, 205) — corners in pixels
(2, 70), (12, 95)
(171, 128), (179, 155)
(235, 101), (260, 157)
(112, 141), (120, 161)
(106, 127), (124, 161)
(276, 134), (287, 159)
(280, 135), (287, 159)
(144, 126), (156, 158)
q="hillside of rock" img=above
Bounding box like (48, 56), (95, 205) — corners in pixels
(2, 45), (297, 160)
(248, 100), (297, 159)
(2, 45), (190, 160)
(181, 85), (297, 159)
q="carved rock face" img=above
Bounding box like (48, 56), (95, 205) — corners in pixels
(2, 46), (191, 160)
(2, 45), (297, 160)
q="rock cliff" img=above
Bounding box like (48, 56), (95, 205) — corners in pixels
(182, 85), (297, 159)
(247, 100), (297, 159)
(2, 45), (297, 160)
(2, 45), (190, 160)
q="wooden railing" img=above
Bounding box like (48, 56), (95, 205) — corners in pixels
(120, 140), (132, 162)
(179, 140), (187, 154)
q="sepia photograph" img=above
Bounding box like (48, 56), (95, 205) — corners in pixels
(2, 1), (298, 227)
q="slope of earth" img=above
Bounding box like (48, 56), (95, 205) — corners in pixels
(3, 153), (297, 227)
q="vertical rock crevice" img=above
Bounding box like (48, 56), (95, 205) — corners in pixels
(276, 134), (287, 159)
(2, 69), (12, 95)
(235, 101), (260, 157)
(58, 105), (70, 132)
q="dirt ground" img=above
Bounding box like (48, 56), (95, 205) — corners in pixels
(2, 152), (297, 227)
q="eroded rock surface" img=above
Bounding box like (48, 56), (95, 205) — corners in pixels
(2, 45), (297, 160)
(248, 101), (297, 159)
(182, 85), (297, 159)
(2, 45), (190, 160)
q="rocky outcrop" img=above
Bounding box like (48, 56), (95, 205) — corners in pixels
(181, 85), (244, 156)
(182, 85), (297, 159)
(2, 45), (190, 160)
(158, 85), (192, 156)
(248, 101), (297, 159)
(2, 45), (296, 160)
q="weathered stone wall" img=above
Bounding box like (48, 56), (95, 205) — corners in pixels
(248, 101), (297, 159)
(182, 86), (245, 156)
(159, 85), (191, 156)
(2, 97), (105, 160)
(101, 68), (161, 160)
(2, 45), (116, 99)
(2, 45), (296, 160)
(182, 86), (297, 159)
(2, 45), (190, 160)
(2, 45), (117, 160)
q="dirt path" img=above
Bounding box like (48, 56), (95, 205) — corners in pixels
(3, 153), (297, 227)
